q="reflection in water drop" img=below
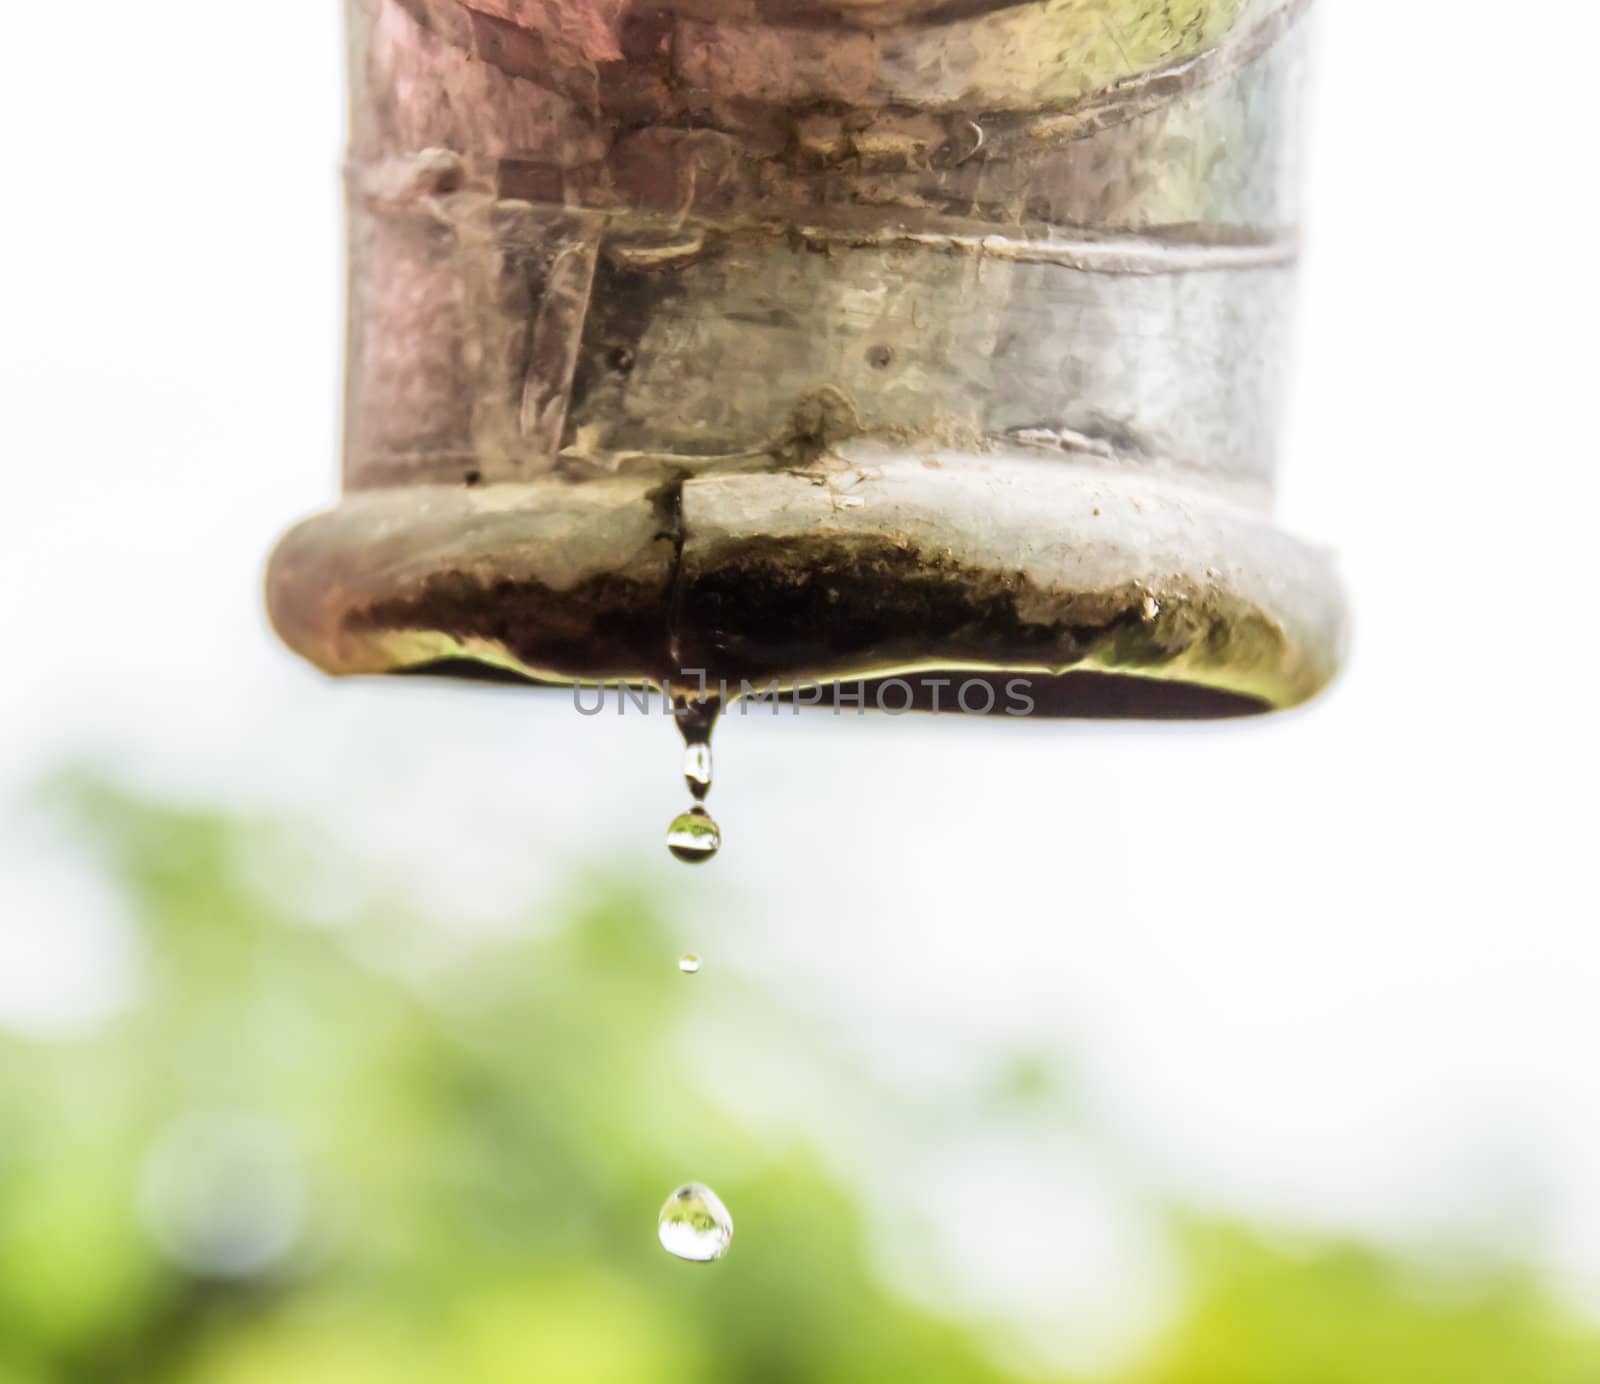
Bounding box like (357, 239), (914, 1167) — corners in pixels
(678, 953), (703, 974)
(683, 743), (712, 800)
(667, 806), (721, 864)
(673, 692), (720, 804)
(658, 1182), (733, 1262)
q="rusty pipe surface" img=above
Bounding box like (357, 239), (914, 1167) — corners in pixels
(267, 0), (1344, 715)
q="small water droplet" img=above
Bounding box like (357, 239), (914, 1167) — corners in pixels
(658, 1182), (733, 1262)
(683, 742), (712, 800)
(667, 806), (721, 863)
(678, 953), (703, 974)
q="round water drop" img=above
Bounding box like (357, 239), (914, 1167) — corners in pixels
(683, 742), (712, 800)
(678, 953), (703, 974)
(658, 1182), (733, 1262)
(666, 806), (720, 864)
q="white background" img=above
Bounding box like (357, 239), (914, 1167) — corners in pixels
(2, 0), (1597, 1368)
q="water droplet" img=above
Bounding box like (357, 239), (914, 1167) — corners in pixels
(666, 806), (721, 864)
(673, 691), (720, 802)
(678, 953), (702, 974)
(683, 742), (712, 800)
(658, 1182), (733, 1262)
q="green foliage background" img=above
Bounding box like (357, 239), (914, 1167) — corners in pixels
(1, 777), (1594, 1383)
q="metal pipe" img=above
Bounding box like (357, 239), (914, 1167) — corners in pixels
(268, 0), (1344, 715)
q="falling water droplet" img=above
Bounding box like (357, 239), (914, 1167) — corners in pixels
(678, 953), (703, 974)
(666, 806), (721, 864)
(658, 1182), (733, 1262)
(683, 742), (712, 800)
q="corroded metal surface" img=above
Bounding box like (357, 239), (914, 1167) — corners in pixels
(268, 0), (1344, 713)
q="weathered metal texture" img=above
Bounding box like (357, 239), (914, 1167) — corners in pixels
(268, 0), (1344, 715)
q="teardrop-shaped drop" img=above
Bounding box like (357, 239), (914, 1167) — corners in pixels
(657, 1182), (733, 1262)
(673, 691), (720, 803)
(683, 742), (712, 800)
